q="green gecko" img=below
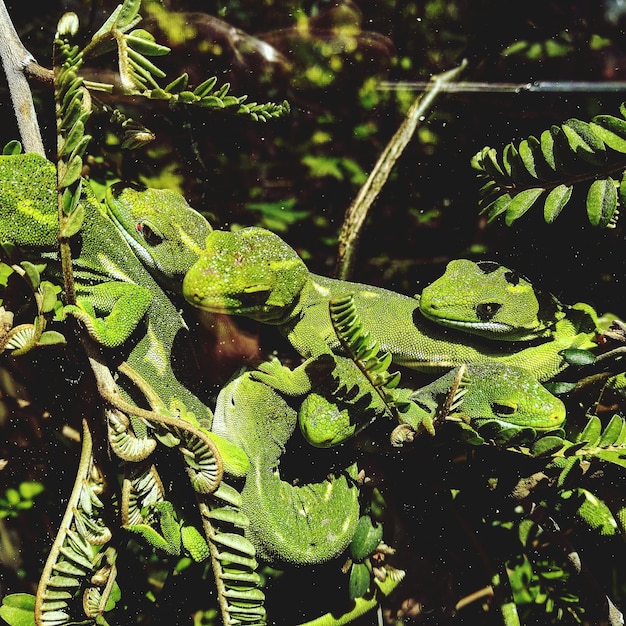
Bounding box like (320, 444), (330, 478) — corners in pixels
(0, 153), (209, 418)
(0, 152), (248, 475)
(419, 258), (597, 342)
(419, 259), (563, 341)
(212, 355), (361, 566)
(404, 362), (566, 434)
(300, 361), (566, 449)
(104, 182), (212, 292)
(182, 227), (599, 381)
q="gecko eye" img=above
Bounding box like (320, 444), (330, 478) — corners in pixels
(476, 302), (502, 321)
(138, 222), (164, 246)
(492, 403), (517, 416)
(476, 261), (500, 274)
(504, 270), (520, 286)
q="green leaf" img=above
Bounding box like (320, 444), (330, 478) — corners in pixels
(127, 29), (170, 56)
(127, 48), (166, 79)
(562, 118), (606, 163)
(481, 147), (510, 183)
(20, 261), (41, 290)
(178, 91), (198, 104)
(505, 188), (544, 225)
(599, 414), (626, 447)
(193, 77), (218, 97)
(61, 120), (84, 157)
(115, 0), (142, 30)
(59, 202), (85, 238)
(518, 138), (538, 178)
(544, 381), (577, 394)
(0, 262), (14, 287)
(349, 515), (383, 561)
(586, 178), (617, 227)
(165, 73), (189, 93)
(349, 562), (371, 600)
(595, 450), (626, 469)
(576, 415), (602, 445)
(540, 128), (557, 170)
(38, 331), (67, 346)
(199, 95), (225, 109)
(543, 184), (572, 223)
(561, 348), (596, 366)
(62, 180), (82, 215)
(0, 593), (36, 626)
(302, 155), (344, 180)
(484, 194), (512, 222)
(531, 435), (565, 457)
(58, 155), (83, 189)
(2, 140), (22, 155)
(590, 115), (626, 153)
(39, 281), (61, 313)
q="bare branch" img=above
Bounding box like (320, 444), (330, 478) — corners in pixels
(335, 60), (468, 280)
(0, 0), (44, 155)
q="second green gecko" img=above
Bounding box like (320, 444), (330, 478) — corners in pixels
(212, 355), (361, 566)
(182, 227), (598, 381)
(0, 153), (248, 476)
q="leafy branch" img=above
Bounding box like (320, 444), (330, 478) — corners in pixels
(471, 105), (626, 227)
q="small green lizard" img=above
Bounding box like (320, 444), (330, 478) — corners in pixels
(419, 258), (598, 343)
(419, 259), (563, 341)
(182, 227), (599, 381)
(0, 153), (211, 421)
(104, 182), (213, 292)
(0, 153), (250, 477)
(213, 355), (361, 566)
(404, 362), (566, 434)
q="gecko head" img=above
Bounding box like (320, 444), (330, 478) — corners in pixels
(106, 183), (213, 289)
(461, 364), (566, 431)
(182, 227), (309, 323)
(419, 259), (562, 341)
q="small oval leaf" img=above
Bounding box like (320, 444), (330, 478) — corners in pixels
(561, 348), (596, 366)
(349, 562), (371, 600)
(586, 178), (617, 227)
(505, 188), (544, 225)
(350, 515), (383, 562)
(543, 184), (573, 223)
(2, 140), (22, 155)
(590, 115), (626, 153)
(38, 331), (67, 346)
(58, 155), (83, 189)
(59, 202), (85, 238)
(576, 415), (602, 445)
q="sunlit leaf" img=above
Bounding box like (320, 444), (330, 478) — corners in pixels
(543, 184), (572, 223)
(589, 115), (626, 153)
(505, 188), (544, 225)
(586, 177), (617, 227)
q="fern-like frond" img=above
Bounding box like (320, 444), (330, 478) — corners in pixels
(330, 295), (401, 396)
(471, 105), (626, 228)
(33, 421), (120, 626)
(74, 0), (290, 127)
(201, 481), (267, 626)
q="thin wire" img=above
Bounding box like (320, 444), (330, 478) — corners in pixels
(377, 80), (626, 93)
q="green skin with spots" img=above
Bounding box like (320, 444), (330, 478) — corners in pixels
(406, 362), (566, 432)
(419, 259), (563, 341)
(213, 356), (360, 566)
(105, 183), (213, 292)
(0, 153), (250, 473)
(182, 228), (599, 382)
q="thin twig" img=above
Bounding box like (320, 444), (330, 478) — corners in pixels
(0, 0), (44, 155)
(335, 60), (467, 280)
